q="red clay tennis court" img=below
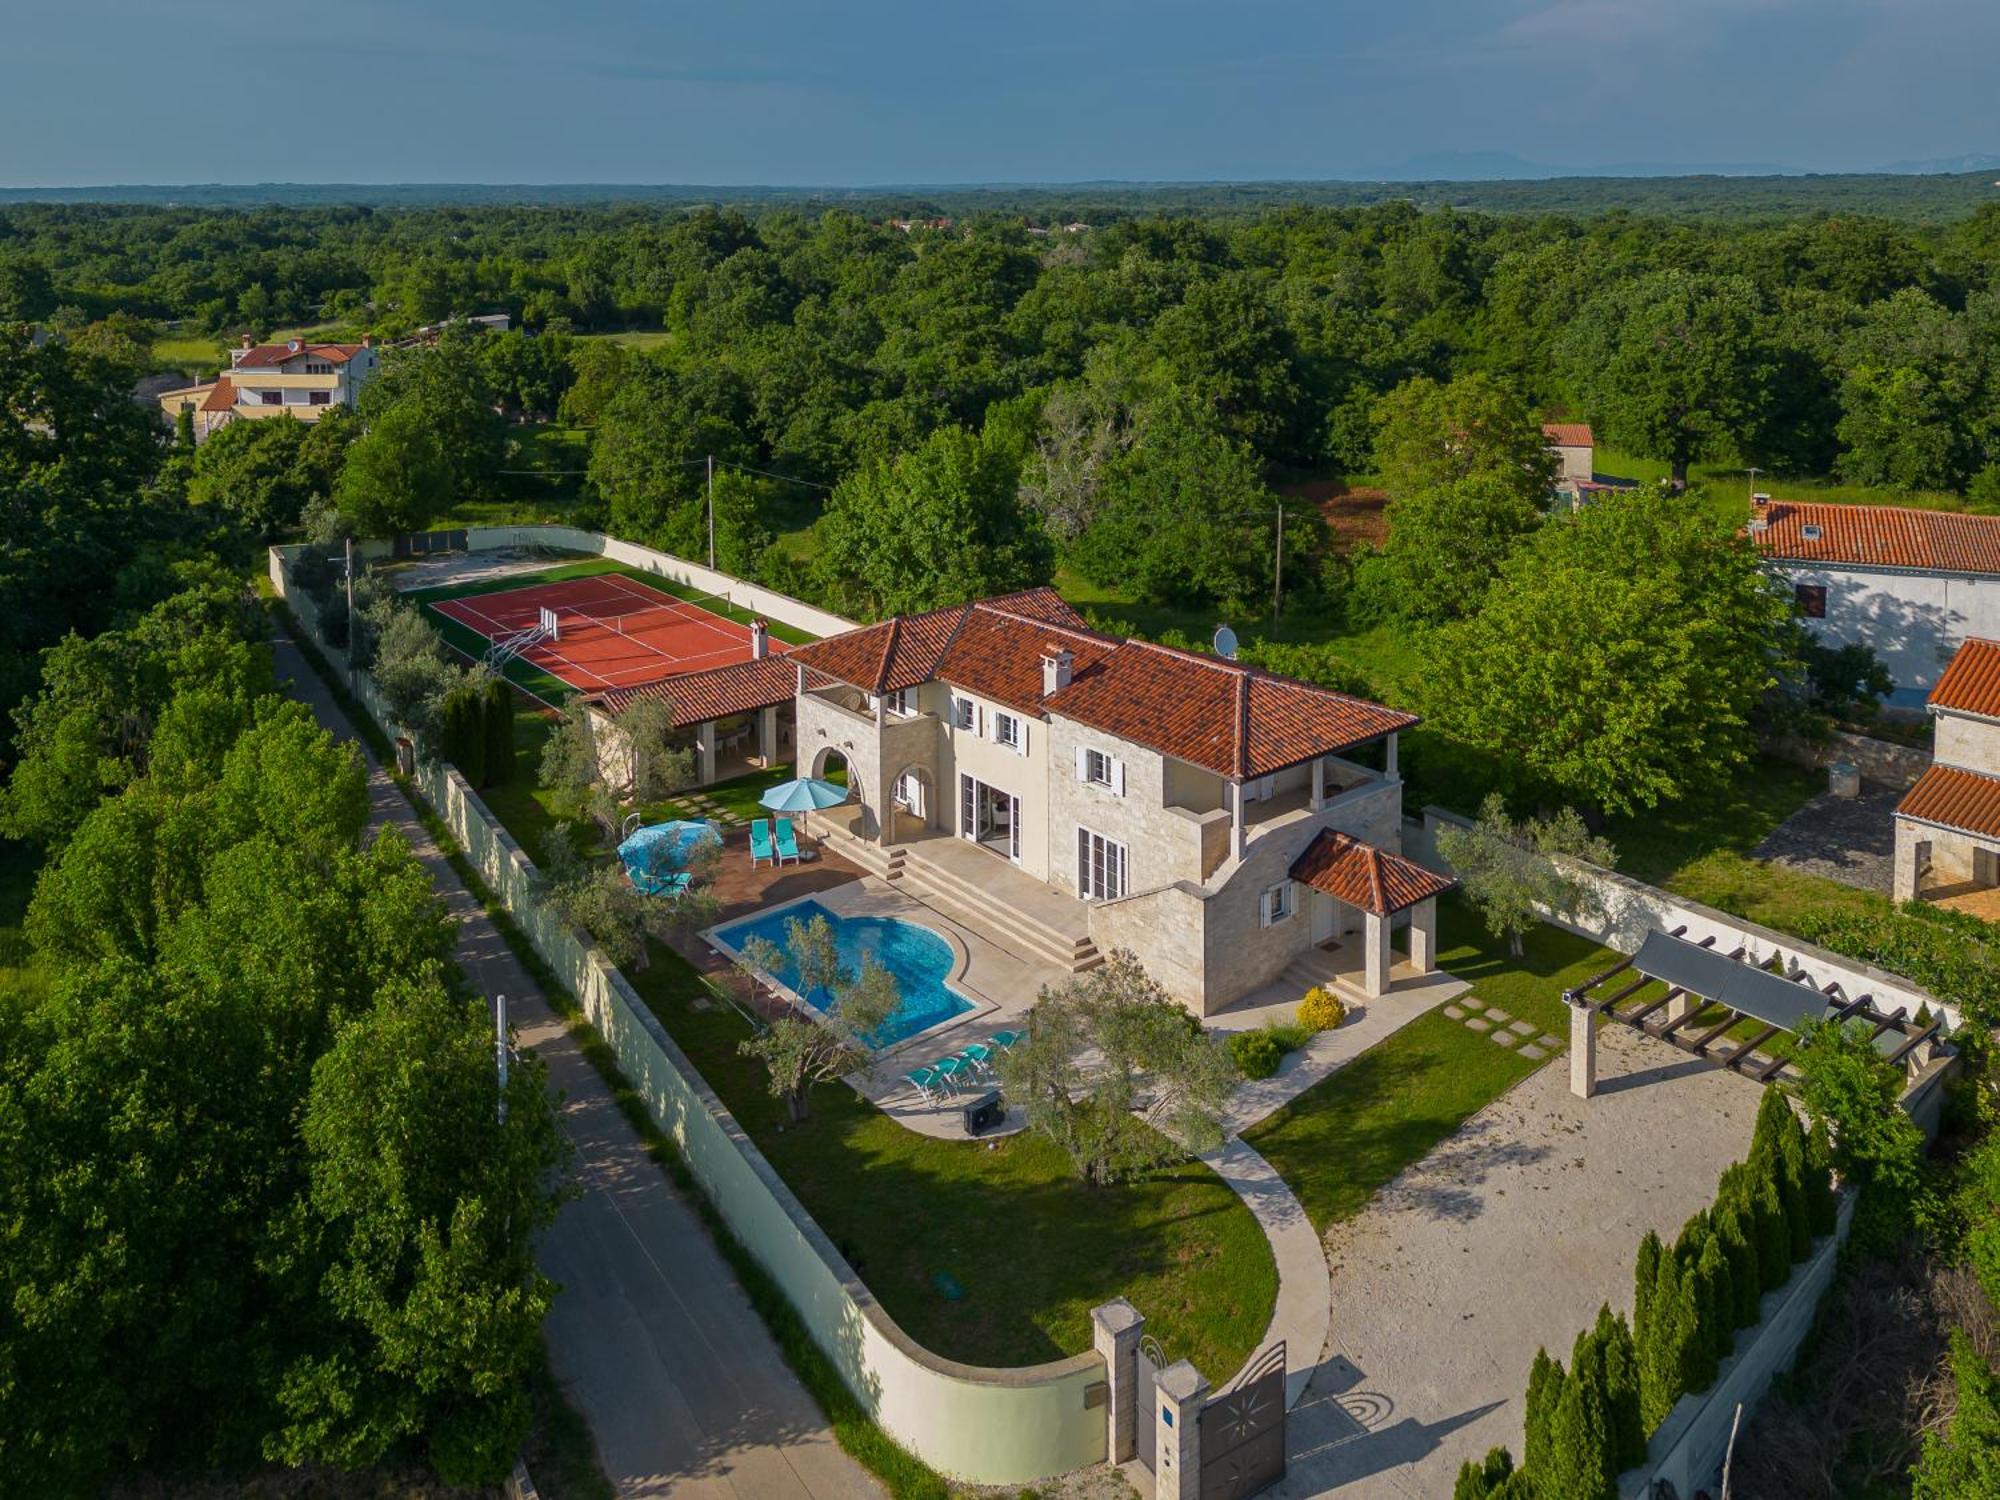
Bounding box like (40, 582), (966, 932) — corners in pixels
(430, 573), (788, 693)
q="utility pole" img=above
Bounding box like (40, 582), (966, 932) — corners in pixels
(343, 535), (356, 694)
(494, 992), (509, 1125)
(1272, 503), (1284, 625)
(706, 454), (716, 570)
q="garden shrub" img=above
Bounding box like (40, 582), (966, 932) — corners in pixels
(1793, 903), (1999, 1027)
(1298, 986), (1346, 1032)
(1227, 1022), (1313, 1080)
(482, 676), (516, 787)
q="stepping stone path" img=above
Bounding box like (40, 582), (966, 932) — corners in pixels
(673, 794), (747, 830)
(1440, 998), (1568, 1061)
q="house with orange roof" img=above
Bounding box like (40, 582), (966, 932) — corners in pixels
(1542, 421), (1593, 497)
(1749, 498), (2000, 707)
(159, 334), (380, 442)
(600, 586), (1452, 1015)
(1893, 636), (2000, 912)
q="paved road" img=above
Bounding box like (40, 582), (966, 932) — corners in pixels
(275, 636), (878, 1500)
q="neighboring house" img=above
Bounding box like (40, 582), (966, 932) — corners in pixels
(161, 336), (380, 442)
(1543, 421), (1594, 499)
(596, 587), (1455, 1015)
(1892, 636), (2000, 913)
(1750, 498), (2000, 708)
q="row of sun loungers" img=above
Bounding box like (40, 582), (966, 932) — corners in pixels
(901, 1030), (1023, 1105)
(749, 817), (802, 867)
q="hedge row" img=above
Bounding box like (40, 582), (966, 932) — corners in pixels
(1458, 1090), (1838, 1500)
(438, 675), (517, 789)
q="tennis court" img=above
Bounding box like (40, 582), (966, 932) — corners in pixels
(429, 573), (789, 694)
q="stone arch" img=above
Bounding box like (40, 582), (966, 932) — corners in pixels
(889, 762), (935, 832)
(810, 745), (856, 798)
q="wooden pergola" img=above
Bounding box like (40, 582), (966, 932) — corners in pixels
(1562, 927), (1947, 1095)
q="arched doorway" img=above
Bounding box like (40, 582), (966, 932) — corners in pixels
(810, 746), (854, 798)
(889, 763), (933, 839)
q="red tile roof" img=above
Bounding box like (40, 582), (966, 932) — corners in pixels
(592, 653), (823, 723)
(1897, 763), (2000, 842)
(1750, 500), (2000, 577)
(1289, 830), (1458, 916)
(1542, 422), (1593, 447)
(789, 587), (1086, 696)
(233, 342), (367, 369)
(1929, 638), (2000, 721)
(200, 379), (236, 413)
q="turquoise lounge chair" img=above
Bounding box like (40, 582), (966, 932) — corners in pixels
(931, 1056), (972, 1094)
(773, 817), (802, 865)
(988, 1029), (1024, 1052)
(903, 1066), (945, 1105)
(749, 819), (774, 867)
(958, 1041), (997, 1079)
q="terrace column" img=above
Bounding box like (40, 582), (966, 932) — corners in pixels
(695, 721), (717, 787)
(1567, 990), (1597, 1099)
(1364, 911), (1392, 997)
(1154, 1361), (1208, 1500)
(757, 705), (778, 767)
(1385, 732), (1400, 781)
(1228, 780), (1246, 862)
(1667, 989), (1697, 1025)
(1310, 757), (1326, 812)
(1407, 898), (1437, 974)
(1090, 1299), (1146, 1465)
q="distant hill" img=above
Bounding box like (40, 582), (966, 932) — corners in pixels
(3, 171), (1998, 222)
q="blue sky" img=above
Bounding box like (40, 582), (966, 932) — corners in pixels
(4, 0), (1994, 185)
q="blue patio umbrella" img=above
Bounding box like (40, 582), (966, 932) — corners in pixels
(758, 776), (850, 813)
(617, 819), (720, 874)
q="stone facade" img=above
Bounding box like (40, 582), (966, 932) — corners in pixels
(1894, 811), (2000, 901)
(1935, 710), (2000, 777)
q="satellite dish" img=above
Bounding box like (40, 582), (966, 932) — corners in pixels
(1212, 625), (1239, 660)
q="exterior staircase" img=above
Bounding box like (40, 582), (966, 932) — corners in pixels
(895, 843), (1102, 975)
(1281, 943), (1351, 999)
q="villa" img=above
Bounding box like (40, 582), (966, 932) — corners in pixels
(593, 586), (1454, 1016)
(159, 335), (381, 441)
(1894, 634), (2000, 915)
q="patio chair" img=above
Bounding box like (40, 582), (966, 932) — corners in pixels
(987, 1029), (1024, 1053)
(930, 1055), (972, 1094)
(903, 1066), (945, 1105)
(748, 818), (774, 867)
(957, 1042), (997, 1079)
(628, 867), (693, 898)
(773, 817), (803, 865)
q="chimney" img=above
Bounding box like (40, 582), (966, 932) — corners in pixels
(1041, 646), (1074, 697)
(361, 334), (373, 349)
(750, 618), (769, 660)
(240, 334), (254, 350)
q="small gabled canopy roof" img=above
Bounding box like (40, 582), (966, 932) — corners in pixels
(1929, 637), (2000, 721)
(1898, 762), (2000, 842)
(1289, 830), (1457, 917)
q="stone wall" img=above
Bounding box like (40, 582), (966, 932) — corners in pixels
(1764, 726), (1933, 789)
(1415, 807), (1954, 1027)
(1935, 710), (2000, 777)
(270, 549), (1111, 1485)
(1895, 814), (1999, 902)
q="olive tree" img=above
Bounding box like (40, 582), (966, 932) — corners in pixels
(736, 913), (901, 1123)
(1436, 794), (1616, 958)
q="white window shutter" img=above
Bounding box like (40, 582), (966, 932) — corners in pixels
(1076, 746), (1089, 781)
(1111, 758), (1125, 796)
(1258, 890), (1272, 928)
(1019, 721), (1029, 755)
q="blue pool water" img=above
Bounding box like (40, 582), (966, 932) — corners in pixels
(714, 900), (974, 1048)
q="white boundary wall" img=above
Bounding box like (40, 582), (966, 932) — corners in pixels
(1410, 808), (1956, 1030)
(270, 550), (1107, 1485)
(339, 525), (857, 641)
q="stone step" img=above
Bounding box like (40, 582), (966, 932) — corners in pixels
(896, 848), (1100, 975)
(896, 844), (1096, 959)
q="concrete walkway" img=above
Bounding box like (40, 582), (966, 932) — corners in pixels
(273, 635), (878, 1500)
(1204, 1137), (1331, 1412)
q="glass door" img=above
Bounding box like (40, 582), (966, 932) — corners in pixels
(1077, 827), (1128, 900)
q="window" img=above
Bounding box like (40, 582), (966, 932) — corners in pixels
(1077, 828), (1128, 901)
(260, 390), (282, 406)
(305, 361), (332, 374)
(993, 710), (1024, 752)
(1085, 749), (1112, 786)
(308, 391), (331, 406)
(885, 686), (918, 717)
(1795, 583), (1827, 619)
(951, 696), (977, 731)
(1260, 882), (1294, 926)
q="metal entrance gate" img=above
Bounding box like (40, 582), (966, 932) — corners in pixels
(1198, 1341), (1286, 1500)
(1136, 1336), (1164, 1474)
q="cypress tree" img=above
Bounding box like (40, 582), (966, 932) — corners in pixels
(1752, 1173), (1790, 1291)
(1671, 1253), (1710, 1399)
(1633, 1229), (1662, 1342)
(1694, 1230), (1733, 1374)
(1714, 1198), (1762, 1328)
(1542, 1355), (1614, 1500)
(1752, 1089), (1812, 1261)
(1454, 1447), (1516, 1500)
(1594, 1304), (1646, 1472)
(482, 676), (515, 787)
(1804, 1117), (1839, 1237)
(1638, 1254), (1683, 1432)
(1524, 1348), (1564, 1479)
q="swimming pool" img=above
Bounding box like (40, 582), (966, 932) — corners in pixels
(712, 899), (975, 1049)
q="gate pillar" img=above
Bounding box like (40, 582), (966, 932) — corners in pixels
(1566, 989), (1597, 1099)
(1154, 1360), (1209, 1500)
(1090, 1299), (1146, 1464)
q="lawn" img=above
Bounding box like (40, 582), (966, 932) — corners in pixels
(1247, 898), (1645, 1235)
(624, 945), (1276, 1381)
(651, 761), (842, 825)
(576, 329), (676, 351)
(150, 333), (224, 379)
(1592, 446), (1970, 520)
